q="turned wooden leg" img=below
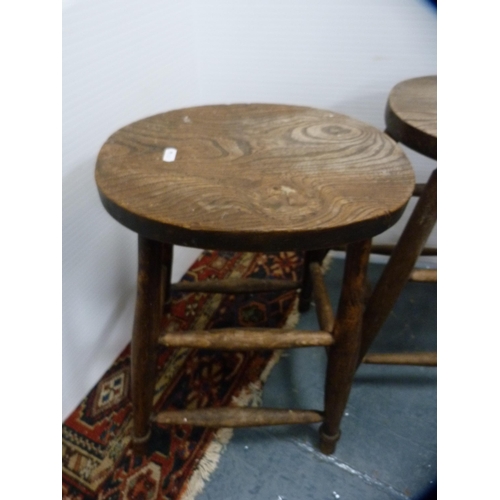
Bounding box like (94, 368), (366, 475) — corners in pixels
(299, 249), (329, 312)
(131, 236), (171, 454)
(358, 169), (437, 364)
(162, 243), (173, 316)
(320, 239), (371, 454)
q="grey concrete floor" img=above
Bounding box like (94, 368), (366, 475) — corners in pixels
(196, 257), (437, 500)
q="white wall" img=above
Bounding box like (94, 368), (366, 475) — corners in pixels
(62, 0), (204, 419)
(63, 0), (436, 419)
(191, 0), (437, 250)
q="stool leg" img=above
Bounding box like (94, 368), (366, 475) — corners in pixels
(358, 169), (437, 364)
(131, 236), (169, 454)
(162, 243), (173, 316)
(299, 249), (329, 312)
(320, 239), (371, 454)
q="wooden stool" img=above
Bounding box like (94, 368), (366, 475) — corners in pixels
(95, 104), (414, 455)
(359, 76), (437, 366)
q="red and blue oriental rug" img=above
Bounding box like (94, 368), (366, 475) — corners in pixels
(62, 250), (304, 499)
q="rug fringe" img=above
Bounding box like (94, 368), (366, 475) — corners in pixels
(180, 297), (300, 500)
(321, 250), (335, 273)
(179, 427), (234, 500)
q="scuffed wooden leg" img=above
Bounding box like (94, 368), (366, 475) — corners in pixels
(162, 243), (173, 316)
(320, 239), (371, 454)
(358, 169), (437, 364)
(131, 236), (168, 454)
(299, 249), (329, 312)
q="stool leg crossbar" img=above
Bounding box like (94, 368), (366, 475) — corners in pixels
(362, 352), (437, 366)
(171, 278), (301, 294)
(156, 408), (325, 428)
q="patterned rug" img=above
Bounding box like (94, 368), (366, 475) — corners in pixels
(63, 250), (304, 499)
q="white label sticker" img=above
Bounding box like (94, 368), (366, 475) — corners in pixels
(163, 147), (177, 162)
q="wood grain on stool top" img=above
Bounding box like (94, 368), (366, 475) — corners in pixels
(385, 76), (437, 159)
(96, 104), (414, 251)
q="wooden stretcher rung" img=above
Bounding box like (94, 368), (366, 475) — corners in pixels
(408, 269), (437, 283)
(310, 262), (335, 332)
(159, 328), (334, 350)
(331, 244), (437, 257)
(171, 278), (300, 294)
(155, 408), (324, 427)
(362, 352), (437, 366)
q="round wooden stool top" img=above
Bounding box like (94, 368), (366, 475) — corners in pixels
(385, 76), (437, 159)
(96, 104), (414, 252)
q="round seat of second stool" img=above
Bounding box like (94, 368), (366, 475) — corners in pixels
(385, 75), (437, 160)
(96, 104), (414, 251)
